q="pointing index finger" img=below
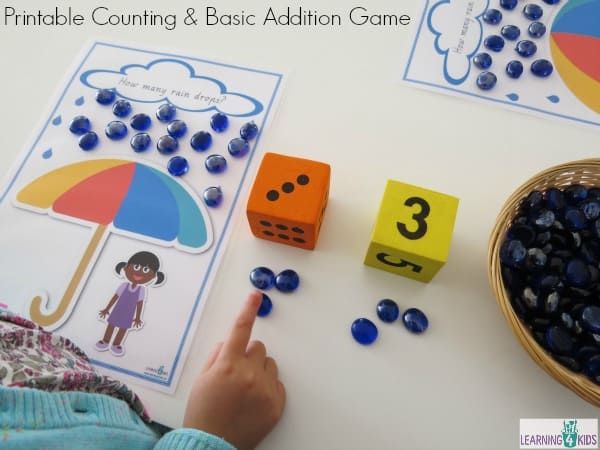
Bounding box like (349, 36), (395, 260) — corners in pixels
(221, 291), (262, 357)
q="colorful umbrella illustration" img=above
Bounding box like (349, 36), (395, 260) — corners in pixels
(550, 0), (600, 113)
(14, 158), (213, 329)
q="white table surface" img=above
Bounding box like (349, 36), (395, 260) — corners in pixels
(1, 1), (598, 449)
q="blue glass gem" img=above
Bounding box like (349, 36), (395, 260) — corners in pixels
(522, 287), (539, 309)
(130, 133), (151, 152)
(577, 345), (600, 362)
(69, 116), (91, 135)
(524, 190), (544, 211)
(528, 21), (546, 38)
(561, 312), (574, 329)
(240, 121), (259, 140)
(587, 355), (600, 379)
(543, 291), (560, 314)
(167, 120), (188, 139)
(516, 40), (537, 57)
(506, 60), (524, 78)
(581, 306), (600, 333)
(249, 266), (276, 290)
(112, 100), (132, 118)
(78, 131), (98, 151)
(500, 239), (527, 267)
(564, 184), (587, 205)
(203, 186), (223, 207)
(473, 52), (492, 69)
(167, 156), (189, 176)
(484, 35), (505, 52)
(525, 248), (547, 272)
(545, 325), (573, 355)
(95, 89), (116, 105)
(210, 112), (229, 132)
(156, 103), (176, 122)
(402, 308), (429, 334)
(157, 135), (179, 155)
(563, 207), (586, 231)
(500, 0), (518, 9)
(502, 266), (526, 293)
(228, 138), (250, 158)
(476, 71), (497, 90)
(483, 8), (503, 24)
(190, 131), (213, 151)
(580, 241), (600, 265)
(532, 316), (552, 331)
(589, 188), (600, 200)
(545, 187), (566, 211)
(257, 293), (273, 317)
(205, 154), (227, 174)
(581, 200), (600, 221)
(376, 299), (400, 323)
(275, 269), (300, 292)
(593, 218), (600, 238)
(351, 318), (378, 345)
(535, 230), (551, 246)
(508, 223), (536, 246)
(531, 59), (553, 77)
(566, 259), (591, 287)
(130, 113), (152, 131)
(532, 209), (555, 229)
(104, 121), (128, 140)
(501, 25), (521, 40)
(523, 3), (543, 20)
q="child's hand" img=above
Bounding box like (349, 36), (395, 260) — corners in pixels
(183, 291), (286, 450)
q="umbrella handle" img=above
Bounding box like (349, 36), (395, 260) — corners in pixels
(30, 224), (107, 329)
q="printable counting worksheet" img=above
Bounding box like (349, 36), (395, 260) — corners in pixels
(400, 0), (600, 130)
(0, 41), (284, 393)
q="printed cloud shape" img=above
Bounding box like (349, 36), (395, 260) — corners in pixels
(427, 0), (488, 85)
(80, 59), (263, 116)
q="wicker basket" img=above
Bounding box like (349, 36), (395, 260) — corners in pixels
(488, 158), (600, 407)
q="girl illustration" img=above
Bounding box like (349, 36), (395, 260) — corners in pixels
(95, 251), (165, 357)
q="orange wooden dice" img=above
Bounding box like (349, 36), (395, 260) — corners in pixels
(246, 152), (331, 250)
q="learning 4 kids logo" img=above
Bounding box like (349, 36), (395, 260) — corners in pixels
(520, 419), (598, 449)
(143, 364), (170, 382)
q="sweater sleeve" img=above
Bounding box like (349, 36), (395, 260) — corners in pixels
(155, 428), (237, 450)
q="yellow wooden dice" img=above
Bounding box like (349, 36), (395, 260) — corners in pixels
(364, 180), (459, 282)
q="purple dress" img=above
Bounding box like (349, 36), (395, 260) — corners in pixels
(107, 282), (146, 329)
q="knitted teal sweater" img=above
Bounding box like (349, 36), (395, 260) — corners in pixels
(0, 387), (236, 450)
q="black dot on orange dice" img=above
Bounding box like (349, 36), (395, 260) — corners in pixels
(297, 174), (309, 185)
(263, 230), (274, 236)
(292, 227), (304, 234)
(282, 182), (294, 193)
(260, 220), (272, 227)
(266, 190), (279, 201)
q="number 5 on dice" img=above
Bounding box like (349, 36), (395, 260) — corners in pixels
(364, 180), (459, 282)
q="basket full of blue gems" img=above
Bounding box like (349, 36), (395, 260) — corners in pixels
(488, 159), (600, 406)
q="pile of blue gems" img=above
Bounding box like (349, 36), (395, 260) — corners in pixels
(249, 267), (300, 317)
(68, 89), (260, 208)
(500, 185), (600, 385)
(474, 0), (558, 90)
(351, 299), (429, 345)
